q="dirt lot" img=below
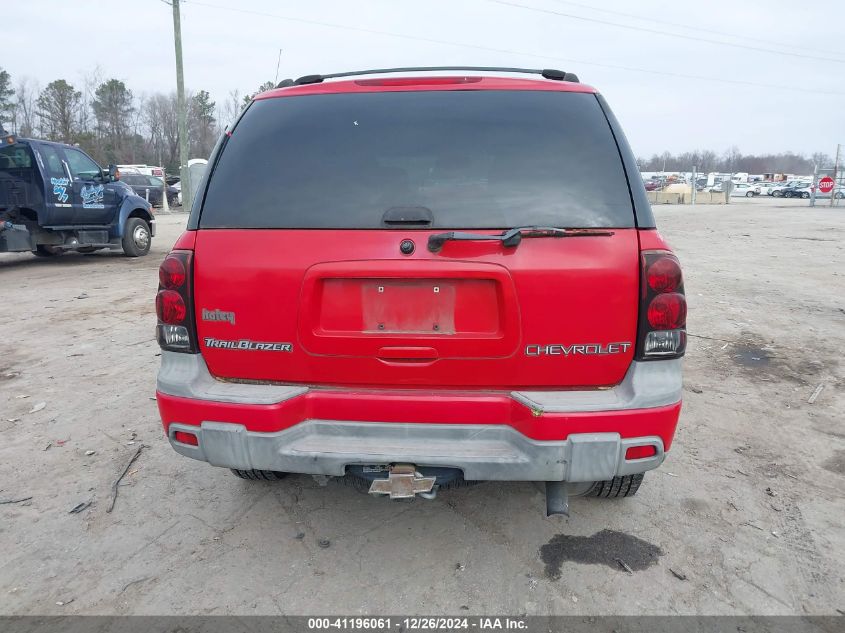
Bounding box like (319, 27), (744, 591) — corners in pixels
(0, 198), (843, 616)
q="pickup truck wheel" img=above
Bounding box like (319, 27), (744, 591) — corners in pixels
(122, 217), (151, 257)
(34, 245), (61, 257)
(230, 468), (287, 481)
(585, 473), (644, 498)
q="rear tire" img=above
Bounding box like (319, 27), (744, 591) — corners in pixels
(122, 217), (151, 257)
(230, 468), (287, 481)
(801, 192), (810, 199)
(585, 473), (644, 498)
(33, 245), (61, 257)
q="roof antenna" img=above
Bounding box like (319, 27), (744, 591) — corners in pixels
(274, 48), (283, 85)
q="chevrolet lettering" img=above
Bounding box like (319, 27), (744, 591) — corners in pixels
(525, 342), (632, 356)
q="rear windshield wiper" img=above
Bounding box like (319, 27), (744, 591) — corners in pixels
(427, 226), (614, 252)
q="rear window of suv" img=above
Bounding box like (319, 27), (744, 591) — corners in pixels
(200, 90), (635, 229)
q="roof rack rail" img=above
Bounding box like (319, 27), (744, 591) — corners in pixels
(276, 66), (579, 88)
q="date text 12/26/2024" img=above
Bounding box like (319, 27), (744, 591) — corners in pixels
(307, 617), (528, 630)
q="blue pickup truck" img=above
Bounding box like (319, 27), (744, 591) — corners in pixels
(0, 130), (155, 257)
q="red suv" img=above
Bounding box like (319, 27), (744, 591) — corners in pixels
(155, 67), (685, 516)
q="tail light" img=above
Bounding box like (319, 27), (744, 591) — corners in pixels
(636, 251), (686, 360)
(156, 250), (197, 353)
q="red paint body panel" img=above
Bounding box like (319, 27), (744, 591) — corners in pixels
(637, 229), (672, 252)
(171, 230), (196, 251)
(192, 229), (641, 389)
(157, 390), (680, 448)
(255, 77), (598, 101)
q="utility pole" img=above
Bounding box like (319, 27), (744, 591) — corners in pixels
(810, 162), (818, 208)
(831, 144), (841, 209)
(171, 0), (191, 211)
(691, 165), (697, 205)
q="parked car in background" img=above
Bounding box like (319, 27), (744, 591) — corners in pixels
(792, 185), (815, 199)
(782, 184), (812, 198)
(731, 183), (758, 197)
(121, 173), (179, 207)
(118, 164), (165, 178)
(796, 186), (845, 200)
(754, 182), (777, 195)
(771, 180), (810, 197)
(707, 182), (757, 197)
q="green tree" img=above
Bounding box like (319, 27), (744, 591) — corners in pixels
(92, 79), (134, 161)
(0, 67), (14, 129)
(189, 89), (217, 158)
(242, 81), (275, 106)
(36, 79), (82, 143)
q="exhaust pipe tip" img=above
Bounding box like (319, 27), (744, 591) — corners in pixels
(417, 486), (438, 500)
(545, 481), (570, 517)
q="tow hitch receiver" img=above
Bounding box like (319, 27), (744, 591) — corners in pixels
(368, 464), (436, 499)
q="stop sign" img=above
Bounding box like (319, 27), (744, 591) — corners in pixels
(818, 176), (835, 194)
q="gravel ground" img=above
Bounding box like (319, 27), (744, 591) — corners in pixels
(0, 198), (843, 615)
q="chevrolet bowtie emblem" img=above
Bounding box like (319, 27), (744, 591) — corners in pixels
(368, 464), (436, 499)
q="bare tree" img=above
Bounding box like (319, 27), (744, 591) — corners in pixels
(220, 89), (242, 131)
(723, 146), (742, 172)
(638, 149), (819, 175)
(143, 94), (163, 166)
(13, 78), (39, 137)
(78, 67), (103, 136)
(811, 152), (833, 169)
(143, 92), (179, 171)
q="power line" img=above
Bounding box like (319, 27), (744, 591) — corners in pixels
(181, 0), (845, 96)
(548, 0), (845, 59)
(491, 0), (845, 64)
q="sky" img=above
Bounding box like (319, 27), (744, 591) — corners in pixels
(4, 0), (845, 158)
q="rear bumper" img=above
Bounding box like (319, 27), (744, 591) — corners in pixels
(157, 352), (682, 481)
